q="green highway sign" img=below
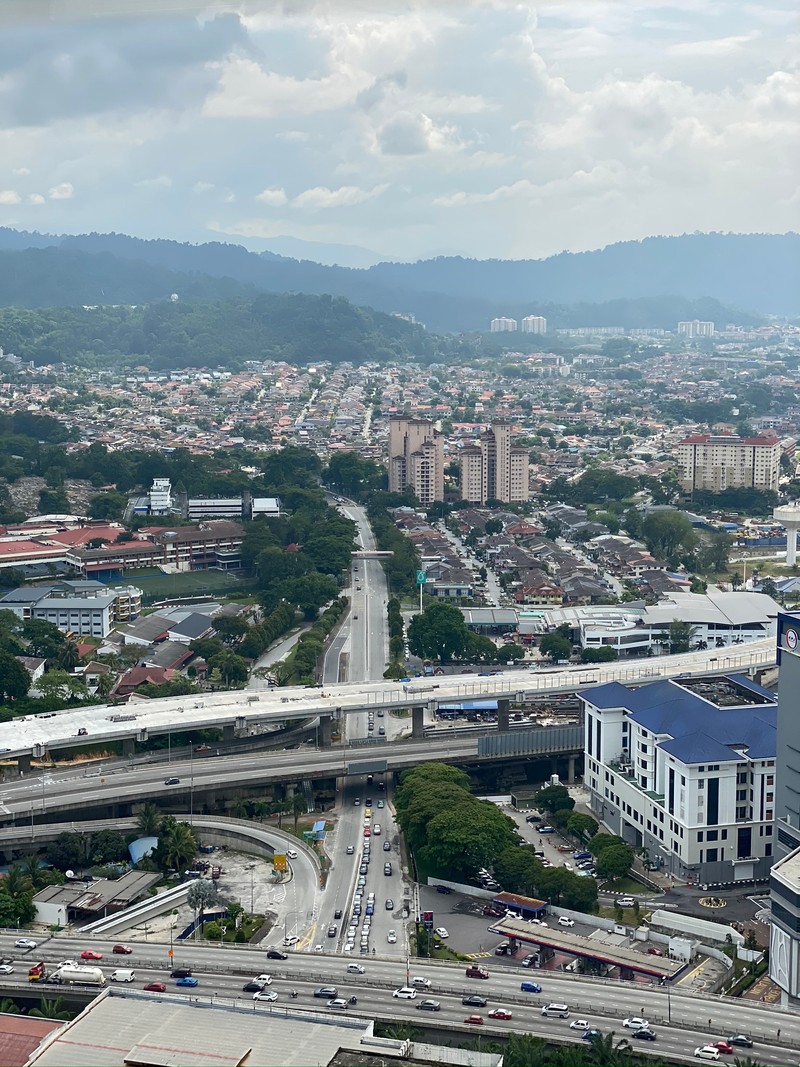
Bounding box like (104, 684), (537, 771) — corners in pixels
(416, 570), (427, 585)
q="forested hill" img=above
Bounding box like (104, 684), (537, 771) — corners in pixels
(0, 228), (794, 330)
(0, 294), (449, 369)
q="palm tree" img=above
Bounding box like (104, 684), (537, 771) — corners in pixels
(291, 792), (306, 830)
(252, 800), (270, 822)
(584, 1032), (632, 1067)
(3, 864), (33, 899)
(160, 822), (196, 871)
(19, 855), (46, 890)
(0, 998), (20, 1014)
(230, 797), (248, 820)
(30, 997), (72, 1020)
(187, 879), (219, 930)
(136, 803), (163, 838)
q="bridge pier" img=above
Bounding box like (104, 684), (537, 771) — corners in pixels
(17, 754), (31, 775)
(319, 715), (332, 748)
(122, 737), (135, 758)
(222, 723), (236, 743)
(412, 706), (425, 739)
(567, 755), (576, 784)
(497, 698), (510, 732)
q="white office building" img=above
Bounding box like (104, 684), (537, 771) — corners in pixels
(678, 320), (715, 338)
(584, 674), (777, 885)
(148, 478), (173, 514)
(490, 317), (518, 333)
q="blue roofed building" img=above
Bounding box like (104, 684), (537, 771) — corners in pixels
(582, 673), (777, 885)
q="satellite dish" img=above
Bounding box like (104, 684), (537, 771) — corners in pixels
(66, 870), (75, 879)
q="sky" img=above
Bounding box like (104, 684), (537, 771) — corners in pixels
(0, 0), (798, 265)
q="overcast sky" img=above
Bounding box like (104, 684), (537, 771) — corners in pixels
(0, 0), (798, 264)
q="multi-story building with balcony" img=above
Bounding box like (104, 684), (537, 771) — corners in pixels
(459, 422), (529, 505)
(677, 433), (781, 494)
(583, 674), (777, 884)
(387, 417), (444, 505)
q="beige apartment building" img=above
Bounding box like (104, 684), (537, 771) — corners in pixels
(388, 416), (445, 505)
(459, 422), (530, 505)
(677, 433), (781, 494)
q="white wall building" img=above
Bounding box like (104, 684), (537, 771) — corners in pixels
(490, 317), (518, 332)
(148, 478), (173, 514)
(677, 433), (781, 494)
(678, 320), (715, 338)
(521, 315), (547, 334)
(583, 674), (777, 884)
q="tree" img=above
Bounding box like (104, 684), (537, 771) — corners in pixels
(0, 998), (19, 1014)
(407, 602), (470, 662)
(484, 518), (503, 535)
(535, 784), (575, 815)
(567, 813), (599, 840)
(539, 633), (572, 662)
(0, 651), (30, 701)
(30, 997), (72, 1020)
(560, 871), (599, 913)
(279, 572), (339, 619)
(495, 643), (524, 664)
(187, 878), (219, 927)
(580, 646), (618, 663)
(588, 833), (625, 857)
(504, 1034), (552, 1067)
(158, 820), (196, 871)
(88, 491), (127, 522)
(666, 619), (699, 654)
(595, 842), (634, 880)
(758, 577), (779, 600)
(136, 803), (163, 838)
(642, 510), (696, 561)
(207, 650), (248, 687)
(292, 791), (307, 830)
(695, 532), (732, 575)
(213, 616), (250, 647)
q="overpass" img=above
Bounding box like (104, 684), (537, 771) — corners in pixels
(0, 726), (584, 826)
(0, 638), (775, 772)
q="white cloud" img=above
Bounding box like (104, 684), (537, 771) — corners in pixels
(192, 181), (215, 193)
(292, 183), (389, 210)
(26, 192), (45, 205)
(0, 190), (22, 205)
(12, 167), (30, 176)
(669, 32), (759, 56)
(255, 187), (288, 206)
(135, 174), (172, 188)
(48, 182), (74, 200)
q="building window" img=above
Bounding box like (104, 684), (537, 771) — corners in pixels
(698, 780), (705, 789)
(706, 830), (718, 842)
(706, 848), (718, 863)
(697, 832), (704, 842)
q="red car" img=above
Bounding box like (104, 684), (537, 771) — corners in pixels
(464, 1015), (484, 1025)
(112, 945), (132, 955)
(647, 946), (664, 956)
(80, 949), (102, 960)
(144, 981), (167, 993)
(488, 1008), (513, 1020)
(714, 1042), (734, 1055)
(364, 828), (371, 837)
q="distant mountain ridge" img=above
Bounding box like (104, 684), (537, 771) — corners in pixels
(0, 227), (795, 330)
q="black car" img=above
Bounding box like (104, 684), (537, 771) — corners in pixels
(462, 995), (487, 1007)
(242, 981), (264, 992)
(417, 999), (441, 1011)
(632, 1030), (657, 1042)
(334, 909), (343, 920)
(164, 777), (180, 785)
(525, 813), (541, 823)
(314, 986), (337, 998)
(727, 1036), (754, 1048)
(327, 925), (337, 937)
(266, 949), (288, 960)
(435, 885), (452, 894)
(383, 841), (391, 851)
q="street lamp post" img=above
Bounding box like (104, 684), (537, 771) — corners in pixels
(247, 864), (255, 915)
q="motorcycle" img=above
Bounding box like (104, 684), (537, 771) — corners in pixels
(290, 990), (298, 999)
(349, 995), (358, 1005)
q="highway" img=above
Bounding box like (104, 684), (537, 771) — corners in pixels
(2, 934), (797, 1063)
(0, 640), (775, 760)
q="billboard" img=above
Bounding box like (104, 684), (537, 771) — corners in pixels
(273, 853), (287, 873)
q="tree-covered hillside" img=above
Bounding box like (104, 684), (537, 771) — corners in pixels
(0, 293), (449, 369)
(0, 228), (793, 330)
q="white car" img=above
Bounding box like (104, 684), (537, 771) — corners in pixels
(392, 986), (417, 999)
(14, 938), (36, 950)
(623, 1017), (649, 1030)
(570, 1019), (590, 1031)
(254, 974), (272, 984)
(253, 990), (278, 1002)
(0, 965), (13, 975)
(313, 944), (323, 953)
(529, 918), (548, 927)
(387, 930), (397, 944)
(286, 849), (298, 859)
(343, 943), (353, 953)
(282, 935), (299, 946)
(434, 927), (449, 939)
(558, 916), (575, 927)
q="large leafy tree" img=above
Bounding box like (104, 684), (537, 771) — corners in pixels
(158, 820), (197, 872)
(595, 842), (634, 880)
(642, 510), (697, 561)
(407, 602), (470, 662)
(0, 651), (30, 701)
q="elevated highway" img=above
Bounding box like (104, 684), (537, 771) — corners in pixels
(0, 640), (775, 770)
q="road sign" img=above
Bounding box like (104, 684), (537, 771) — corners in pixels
(273, 853), (287, 873)
(416, 570), (427, 585)
(421, 910), (434, 930)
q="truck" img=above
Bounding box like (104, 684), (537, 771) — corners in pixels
(49, 964), (106, 986)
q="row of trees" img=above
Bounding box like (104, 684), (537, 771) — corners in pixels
(395, 764), (521, 881)
(384, 597), (406, 680)
(274, 597), (348, 687)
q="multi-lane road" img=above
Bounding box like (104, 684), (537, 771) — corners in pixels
(2, 935), (796, 1063)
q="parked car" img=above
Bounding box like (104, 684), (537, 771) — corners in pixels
(538, 825), (555, 834)
(387, 930), (397, 944)
(647, 946), (664, 956)
(435, 885), (452, 894)
(558, 917), (575, 928)
(433, 926), (448, 938)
